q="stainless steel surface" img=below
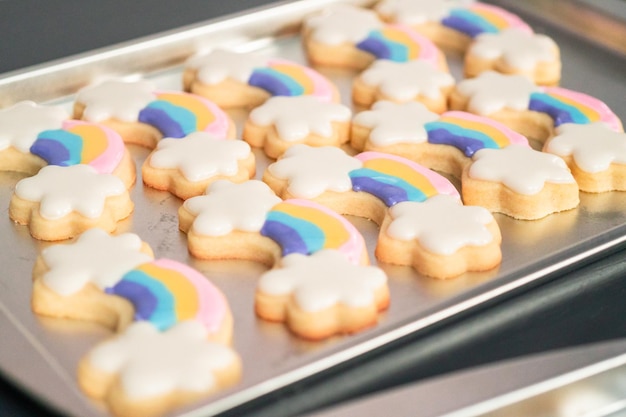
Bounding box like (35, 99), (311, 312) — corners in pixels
(0, 1), (625, 417)
(306, 340), (626, 417)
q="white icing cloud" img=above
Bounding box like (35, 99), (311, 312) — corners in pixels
(249, 96), (351, 141)
(149, 132), (251, 182)
(376, 0), (474, 25)
(184, 180), (281, 236)
(547, 123), (626, 173)
(305, 4), (383, 45)
(387, 195), (494, 255)
(41, 228), (153, 296)
(267, 145), (362, 198)
(87, 321), (239, 400)
(0, 101), (67, 152)
(353, 101), (440, 146)
(187, 49), (269, 85)
(14, 165), (126, 220)
(258, 250), (387, 312)
(77, 79), (156, 122)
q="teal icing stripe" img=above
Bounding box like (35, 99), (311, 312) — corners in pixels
(264, 211), (325, 253)
(122, 270), (176, 328)
(147, 100), (198, 135)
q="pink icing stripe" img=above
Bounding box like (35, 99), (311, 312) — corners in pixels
(62, 120), (125, 174)
(440, 111), (531, 147)
(390, 24), (441, 68)
(152, 259), (226, 334)
(540, 87), (624, 132)
(267, 59), (336, 103)
(288, 199), (367, 265)
(471, 3), (533, 34)
(355, 151), (461, 199)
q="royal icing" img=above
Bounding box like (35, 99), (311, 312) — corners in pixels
(456, 71), (540, 115)
(138, 91), (232, 139)
(267, 145), (362, 199)
(351, 151), (460, 205)
(530, 87), (623, 132)
(183, 180), (281, 236)
(249, 96), (351, 141)
(442, 2), (532, 37)
(386, 195), (494, 255)
(41, 229), (152, 296)
(359, 60), (454, 101)
(353, 101), (440, 146)
(356, 24), (441, 65)
(148, 132), (251, 182)
(188, 48), (269, 85)
(106, 259), (227, 333)
(305, 4), (383, 45)
(469, 144), (576, 195)
(14, 164), (127, 220)
(86, 321), (238, 400)
(0, 101), (67, 153)
(376, 0), (473, 25)
(470, 28), (557, 70)
(425, 111), (529, 157)
(258, 250), (387, 312)
(30, 120), (125, 175)
(76, 79), (156, 122)
(547, 123), (626, 173)
(261, 199), (367, 265)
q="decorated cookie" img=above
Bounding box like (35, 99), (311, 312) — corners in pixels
(243, 95), (352, 158)
(449, 71), (623, 142)
(256, 250), (389, 340)
(465, 28), (561, 86)
(375, 0), (532, 52)
(351, 104), (529, 177)
(141, 132), (255, 200)
(0, 101), (67, 174)
(183, 49), (340, 108)
(264, 145), (460, 224)
(377, 194), (501, 278)
(544, 123), (626, 193)
(74, 80), (235, 148)
(352, 59), (455, 111)
(78, 321), (241, 417)
(302, 4), (448, 71)
(32, 229), (154, 330)
(9, 165), (134, 240)
(462, 145), (579, 219)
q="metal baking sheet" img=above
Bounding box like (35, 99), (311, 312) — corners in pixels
(1, 1), (625, 416)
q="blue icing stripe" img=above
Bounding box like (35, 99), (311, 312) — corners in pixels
(261, 211), (324, 256)
(442, 9), (498, 37)
(529, 92), (589, 127)
(249, 68), (304, 96)
(113, 270), (176, 331)
(30, 129), (83, 166)
(425, 121), (499, 157)
(356, 30), (408, 61)
(138, 100), (197, 138)
(349, 167), (427, 205)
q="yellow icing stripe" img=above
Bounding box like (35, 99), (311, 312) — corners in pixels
(68, 124), (108, 163)
(138, 263), (199, 322)
(438, 114), (511, 147)
(272, 202), (350, 249)
(548, 92), (601, 121)
(472, 7), (509, 30)
(362, 158), (437, 196)
(156, 92), (216, 130)
(268, 63), (315, 95)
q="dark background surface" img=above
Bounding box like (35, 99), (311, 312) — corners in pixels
(1, 1), (626, 416)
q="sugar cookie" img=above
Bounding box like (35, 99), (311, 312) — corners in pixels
(9, 165), (134, 240)
(141, 132), (255, 200)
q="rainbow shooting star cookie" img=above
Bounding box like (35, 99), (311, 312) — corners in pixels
(0, 101), (68, 174)
(74, 79), (235, 148)
(351, 102), (529, 177)
(184, 49), (340, 109)
(303, 4), (448, 71)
